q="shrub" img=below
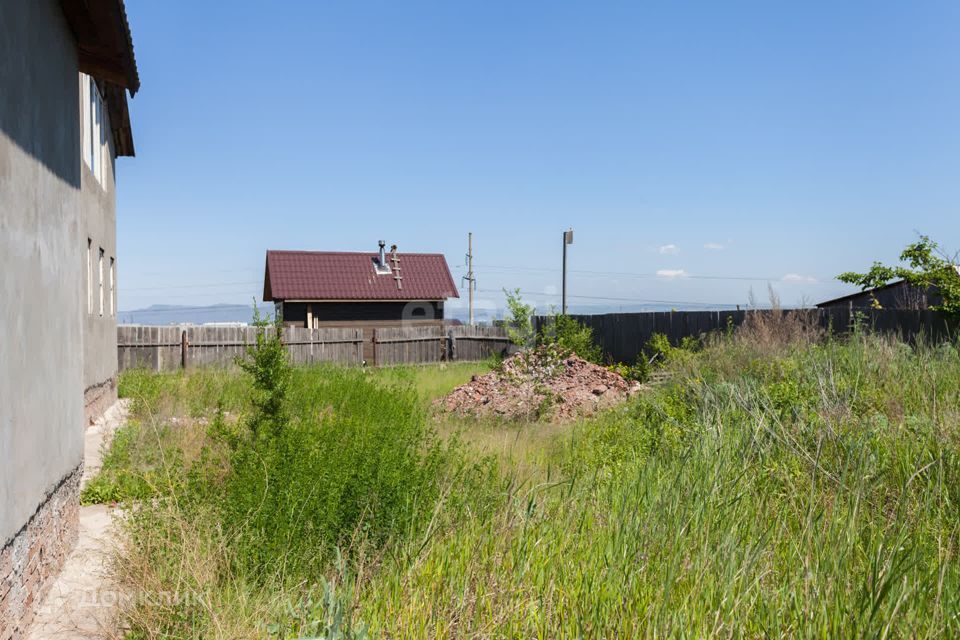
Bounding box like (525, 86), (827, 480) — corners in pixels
(537, 314), (602, 363)
(644, 332), (699, 368)
(182, 322), (498, 582)
(503, 288), (535, 346)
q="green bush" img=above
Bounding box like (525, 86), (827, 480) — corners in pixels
(644, 332), (699, 368)
(537, 314), (602, 363)
(607, 355), (650, 383)
(183, 323), (498, 582)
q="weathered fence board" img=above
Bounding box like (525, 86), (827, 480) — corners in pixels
(118, 325), (364, 372)
(118, 324), (514, 371)
(371, 325), (515, 366)
(449, 325), (516, 362)
(534, 309), (959, 364)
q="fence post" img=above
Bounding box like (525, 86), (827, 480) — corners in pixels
(180, 330), (188, 370)
(448, 329), (457, 361)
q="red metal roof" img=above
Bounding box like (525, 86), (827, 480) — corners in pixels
(263, 250), (460, 301)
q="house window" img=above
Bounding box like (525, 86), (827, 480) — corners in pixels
(86, 238), (93, 314)
(80, 73), (109, 187)
(98, 248), (105, 317)
(109, 257), (116, 316)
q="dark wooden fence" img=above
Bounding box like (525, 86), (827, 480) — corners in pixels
(372, 325), (515, 366)
(534, 309), (960, 364)
(118, 324), (514, 372)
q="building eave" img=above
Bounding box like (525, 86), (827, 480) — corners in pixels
(60, 0), (140, 95)
(61, 0), (139, 157)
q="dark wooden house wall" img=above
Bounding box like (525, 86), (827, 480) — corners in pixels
(279, 300), (446, 362)
(280, 301), (444, 326)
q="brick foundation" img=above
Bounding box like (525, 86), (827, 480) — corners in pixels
(84, 377), (117, 426)
(0, 464), (81, 640)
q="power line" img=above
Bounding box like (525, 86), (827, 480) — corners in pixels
(476, 288), (738, 308)
(465, 263), (835, 284)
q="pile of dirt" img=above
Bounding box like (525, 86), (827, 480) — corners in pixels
(436, 347), (639, 421)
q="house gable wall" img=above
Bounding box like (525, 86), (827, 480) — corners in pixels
(0, 0), (117, 634)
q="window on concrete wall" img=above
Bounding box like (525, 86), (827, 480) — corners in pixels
(98, 247), (105, 317)
(110, 257), (115, 316)
(80, 75), (91, 170)
(87, 238), (93, 314)
(80, 73), (109, 187)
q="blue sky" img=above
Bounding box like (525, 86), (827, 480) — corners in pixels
(117, 0), (960, 317)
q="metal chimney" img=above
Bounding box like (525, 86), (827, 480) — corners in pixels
(378, 240), (386, 267)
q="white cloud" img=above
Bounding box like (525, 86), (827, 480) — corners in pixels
(782, 273), (818, 283)
(704, 242), (725, 250)
(658, 244), (679, 255)
(657, 269), (688, 278)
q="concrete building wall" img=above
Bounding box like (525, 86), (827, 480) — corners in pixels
(79, 90), (119, 423)
(0, 0), (85, 550)
(0, 0), (95, 634)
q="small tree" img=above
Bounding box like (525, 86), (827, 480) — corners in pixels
(237, 305), (291, 438)
(837, 236), (960, 315)
(503, 288), (535, 346)
(537, 313), (602, 363)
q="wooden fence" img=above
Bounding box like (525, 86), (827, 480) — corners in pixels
(534, 309), (960, 364)
(372, 324), (515, 366)
(118, 324), (514, 372)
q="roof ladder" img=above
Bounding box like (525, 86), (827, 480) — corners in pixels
(391, 251), (403, 290)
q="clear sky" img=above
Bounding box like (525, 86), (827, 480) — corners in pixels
(117, 0), (960, 317)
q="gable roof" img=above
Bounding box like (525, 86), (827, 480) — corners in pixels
(263, 250), (460, 302)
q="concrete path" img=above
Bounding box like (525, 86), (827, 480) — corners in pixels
(25, 400), (130, 640)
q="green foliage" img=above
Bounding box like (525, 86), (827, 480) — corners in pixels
(236, 307), (291, 437)
(837, 235), (960, 314)
(269, 552), (369, 640)
(537, 313), (602, 363)
(644, 332), (699, 367)
(503, 288), (535, 346)
(107, 326), (960, 638)
(185, 358), (494, 584)
(360, 334), (960, 637)
(607, 355), (650, 383)
(80, 421), (181, 504)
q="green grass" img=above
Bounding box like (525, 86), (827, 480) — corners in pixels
(96, 333), (960, 638)
(366, 361), (492, 404)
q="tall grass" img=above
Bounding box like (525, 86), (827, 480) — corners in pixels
(105, 336), (497, 638)
(101, 326), (960, 638)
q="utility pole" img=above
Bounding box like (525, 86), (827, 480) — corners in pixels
(464, 232), (476, 325)
(562, 228), (573, 315)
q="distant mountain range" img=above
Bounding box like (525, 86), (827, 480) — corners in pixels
(118, 303), (275, 326)
(118, 302), (742, 326)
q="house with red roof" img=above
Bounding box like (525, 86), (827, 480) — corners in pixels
(263, 242), (459, 360)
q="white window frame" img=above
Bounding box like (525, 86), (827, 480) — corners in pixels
(98, 247), (105, 317)
(109, 257), (115, 317)
(81, 73), (109, 186)
(87, 238), (93, 314)
(80, 76), (91, 170)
